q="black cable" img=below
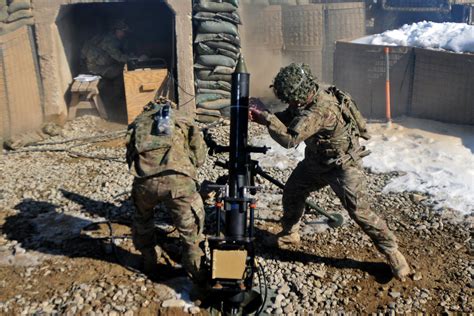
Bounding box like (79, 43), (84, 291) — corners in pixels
(256, 260), (268, 316)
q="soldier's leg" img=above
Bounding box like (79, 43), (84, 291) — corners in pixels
(131, 177), (163, 272)
(266, 162), (327, 247)
(131, 177), (161, 250)
(163, 175), (205, 281)
(327, 166), (410, 279)
(281, 162), (327, 234)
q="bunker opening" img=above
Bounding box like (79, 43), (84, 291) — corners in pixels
(55, 1), (176, 123)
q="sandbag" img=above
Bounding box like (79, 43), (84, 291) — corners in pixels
(196, 114), (220, 123)
(251, 0), (270, 4)
(220, 105), (231, 118)
(194, 65), (235, 75)
(195, 79), (231, 92)
(196, 93), (226, 104)
(0, 6), (8, 22)
(194, 33), (241, 47)
(223, 0), (239, 6)
(269, 0), (297, 4)
(197, 88), (230, 97)
(196, 43), (239, 60)
(197, 54), (236, 68)
(196, 70), (232, 82)
(213, 66), (234, 75)
(196, 107), (221, 117)
(198, 20), (239, 36)
(194, 12), (241, 25)
(6, 8), (32, 22)
(0, 0), (7, 7)
(205, 40), (240, 54)
(0, 17), (33, 35)
(193, 1), (238, 13)
(198, 98), (231, 111)
(7, 0), (30, 13)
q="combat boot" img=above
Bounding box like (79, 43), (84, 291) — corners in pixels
(264, 231), (301, 249)
(385, 249), (410, 281)
(141, 246), (161, 276)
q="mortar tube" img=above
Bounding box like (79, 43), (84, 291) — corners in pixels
(226, 56), (250, 239)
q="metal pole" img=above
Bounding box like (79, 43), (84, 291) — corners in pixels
(384, 47), (392, 127)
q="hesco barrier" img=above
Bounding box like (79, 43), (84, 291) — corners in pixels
(241, 5), (283, 50)
(410, 48), (474, 125)
(241, 2), (366, 83)
(323, 2), (366, 82)
(334, 41), (413, 119)
(334, 41), (474, 125)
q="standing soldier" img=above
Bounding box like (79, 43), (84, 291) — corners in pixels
(126, 97), (207, 281)
(249, 63), (410, 280)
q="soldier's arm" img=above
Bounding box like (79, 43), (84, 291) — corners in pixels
(274, 108), (293, 126)
(188, 123), (207, 168)
(100, 37), (129, 63)
(263, 107), (336, 148)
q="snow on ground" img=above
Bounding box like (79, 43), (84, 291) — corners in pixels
(354, 21), (474, 53)
(251, 117), (474, 215)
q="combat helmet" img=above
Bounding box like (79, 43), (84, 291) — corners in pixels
(271, 63), (317, 104)
(110, 19), (130, 32)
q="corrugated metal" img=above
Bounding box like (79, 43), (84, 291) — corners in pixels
(0, 26), (43, 139)
(334, 41), (413, 120)
(411, 48), (474, 125)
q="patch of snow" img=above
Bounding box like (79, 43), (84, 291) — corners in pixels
(354, 21), (474, 53)
(363, 118), (474, 215)
(251, 136), (305, 170)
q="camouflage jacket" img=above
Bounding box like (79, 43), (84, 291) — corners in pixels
(125, 105), (207, 180)
(81, 33), (129, 74)
(262, 86), (360, 164)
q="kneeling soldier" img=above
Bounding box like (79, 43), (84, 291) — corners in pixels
(126, 97), (207, 281)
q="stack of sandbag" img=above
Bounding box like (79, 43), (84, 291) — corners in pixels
(0, 0), (34, 36)
(193, 0), (241, 123)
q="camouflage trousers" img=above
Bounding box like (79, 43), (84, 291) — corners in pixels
(282, 161), (398, 255)
(131, 174), (205, 279)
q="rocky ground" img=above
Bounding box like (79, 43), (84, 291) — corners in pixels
(0, 115), (472, 315)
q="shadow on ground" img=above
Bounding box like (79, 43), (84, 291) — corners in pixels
(254, 227), (393, 284)
(1, 191), (186, 281)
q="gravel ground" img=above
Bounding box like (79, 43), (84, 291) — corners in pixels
(0, 115), (472, 315)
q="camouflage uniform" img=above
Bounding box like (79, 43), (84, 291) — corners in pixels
(126, 99), (207, 279)
(254, 63), (409, 279)
(261, 89), (398, 255)
(81, 32), (129, 80)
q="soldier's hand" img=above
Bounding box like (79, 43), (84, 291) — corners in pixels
(249, 108), (268, 126)
(249, 97), (266, 111)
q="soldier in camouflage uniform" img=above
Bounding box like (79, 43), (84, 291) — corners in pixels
(126, 97), (207, 280)
(81, 20), (131, 80)
(250, 63), (410, 280)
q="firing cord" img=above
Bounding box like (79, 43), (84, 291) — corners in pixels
(256, 260), (268, 315)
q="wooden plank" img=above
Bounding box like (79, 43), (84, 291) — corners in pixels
(71, 80), (82, 92)
(124, 68), (170, 123)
